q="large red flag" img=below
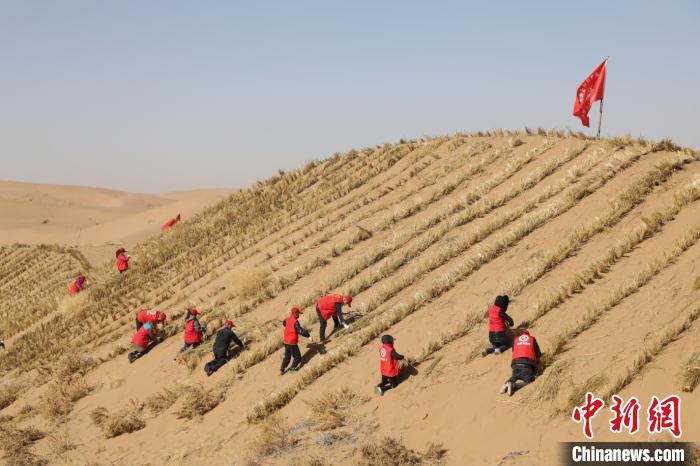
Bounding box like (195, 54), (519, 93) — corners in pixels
(573, 59), (607, 127)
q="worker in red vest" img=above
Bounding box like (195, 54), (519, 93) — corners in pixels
(315, 293), (351, 342)
(280, 306), (312, 374)
(177, 308), (204, 357)
(135, 308), (167, 338)
(116, 247), (130, 273)
(482, 295), (514, 357)
(500, 328), (541, 396)
(161, 213), (181, 231)
(68, 274), (86, 295)
(128, 322), (155, 363)
(376, 334), (404, 396)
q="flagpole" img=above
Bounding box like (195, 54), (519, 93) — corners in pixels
(596, 57), (608, 140)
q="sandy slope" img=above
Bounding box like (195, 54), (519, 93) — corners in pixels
(1, 135), (699, 466)
(0, 181), (236, 264)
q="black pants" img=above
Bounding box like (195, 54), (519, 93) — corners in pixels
(135, 318), (142, 331)
(316, 306), (343, 342)
(485, 331), (509, 354)
(507, 363), (536, 385)
(179, 342), (201, 353)
(205, 347), (229, 374)
(377, 375), (398, 391)
(281, 344), (302, 371)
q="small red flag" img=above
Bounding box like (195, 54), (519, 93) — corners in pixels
(573, 59), (607, 127)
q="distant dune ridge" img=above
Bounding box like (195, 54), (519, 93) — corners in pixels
(0, 180), (237, 265)
(0, 130), (699, 465)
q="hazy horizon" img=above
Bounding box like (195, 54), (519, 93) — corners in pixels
(2, 1), (698, 193)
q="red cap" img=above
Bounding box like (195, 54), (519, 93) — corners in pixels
(116, 247), (126, 254)
(225, 320), (234, 328)
(344, 295), (352, 307)
(291, 306), (302, 316)
(188, 308), (199, 316)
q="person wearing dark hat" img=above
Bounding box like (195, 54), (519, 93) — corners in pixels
(315, 293), (352, 343)
(177, 308), (204, 357)
(280, 306), (312, 374)
(116, 247), (130, 273)
(376, 334), (404, 396)
(482, 295), (514, 357)
(204, 320), (245, 376)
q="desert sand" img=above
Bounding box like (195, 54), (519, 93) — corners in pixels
(0, 181), (237, 265)
(1, 132), (698, 466)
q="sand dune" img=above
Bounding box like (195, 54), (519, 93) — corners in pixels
(1, 133), (699, 465)
(0, 181), (236, 265)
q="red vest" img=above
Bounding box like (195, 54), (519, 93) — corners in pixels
(512, 333), (537, 362)
(137, 309), (160, 324)
(161, 218), (177, 231)
(488, 305), (506, 332)
(317, 294), (343, 320)
(131, 327), (151, 348)
(379, 343), (399, 377)
(184, 319), (203, 344)
(117, 253), (129, 272)
(68, 280), (81, 295)
(283, 316), (299, 345)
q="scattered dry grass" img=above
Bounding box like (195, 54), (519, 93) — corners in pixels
(91, 401), (145, 438)
(230, 268), (270, 299)
(358, 436), (446, 466)
(0, 382), (22, 410)
(566, 375), (609, 413)
(680, 351), (700, 392)
(39, 373), (91, 423)
(531, 361), (567, 404)
(692, 277), (700, 291)
(651, 138), (682, 152)
(0, 421), (45, 466)
(305, 386), (369, 430)
(247, 414), (299, 462)
(145, 385), (185, 415)
(175, 383), (225, 419)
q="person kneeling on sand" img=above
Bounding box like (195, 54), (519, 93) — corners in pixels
(205, 320), (245, 376)
(482, 295), (514, 357)
(280, 307), (312, 375)
(68, 274), (86, 295)
(129, 322), (155, 363)
(376, 335), (404, 396)
(316, 293), (351, 343)
(500, 328), (541, 396)
(135, 308), (167, 338)
(177, 308), (204, 358)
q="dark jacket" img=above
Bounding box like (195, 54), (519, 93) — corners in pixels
(212, 327), (244, 352)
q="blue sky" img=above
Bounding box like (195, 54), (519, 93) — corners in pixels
(1, 1), (698, 192)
